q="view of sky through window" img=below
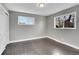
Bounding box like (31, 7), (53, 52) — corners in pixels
(18, 16), (35, 25)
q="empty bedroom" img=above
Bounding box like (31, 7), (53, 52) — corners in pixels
(0, 2), (79, 55)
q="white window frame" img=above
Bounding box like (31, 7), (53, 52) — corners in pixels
(18, 16), (35, 25)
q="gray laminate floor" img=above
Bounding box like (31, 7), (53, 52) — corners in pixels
(2, 38), (79, 55)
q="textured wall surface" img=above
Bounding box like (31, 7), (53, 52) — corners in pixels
(0, 4), (9, 54)
(47, 5), (79, 48)
(9, 11), (47, 41)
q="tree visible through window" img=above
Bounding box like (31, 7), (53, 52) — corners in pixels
(18, 16), (35, 25)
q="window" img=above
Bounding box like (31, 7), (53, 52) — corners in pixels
(54, 12), (76, 29)
(18, 16), (35, 25)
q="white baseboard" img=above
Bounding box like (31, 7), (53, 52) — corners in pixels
(9, 36), (79, 50)
(7, 36), (79, 53)
(1, 36), (79, 55)
(0, 47), (5, 55)
(47, 36), (79, 50)
(9, 36), (48, 44)
(0, 44), (8, 55)
(0, 36), (47, 55)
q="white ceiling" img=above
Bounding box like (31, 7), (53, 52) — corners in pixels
(4, 3), (79, 16)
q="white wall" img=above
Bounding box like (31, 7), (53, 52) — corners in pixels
(0, 4), (9, 54)
(47, 5), (79, 49)
(9, 11), (47, 41)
